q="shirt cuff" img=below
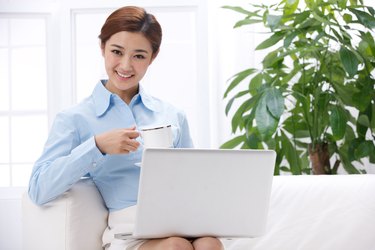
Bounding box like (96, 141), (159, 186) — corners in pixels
(71, 136), (106, 174)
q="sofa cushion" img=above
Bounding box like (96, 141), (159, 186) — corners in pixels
(230, 175), (375, 250)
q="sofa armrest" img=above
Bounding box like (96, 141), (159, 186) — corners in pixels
(22, 178), (108, 250)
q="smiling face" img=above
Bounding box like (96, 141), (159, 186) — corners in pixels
(101, 31), (156, 103)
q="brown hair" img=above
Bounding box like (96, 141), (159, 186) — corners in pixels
(99, 6), (162, 54)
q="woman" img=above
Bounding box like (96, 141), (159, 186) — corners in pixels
(28, 6), (223, 250)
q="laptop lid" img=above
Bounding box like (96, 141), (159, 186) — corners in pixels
(133, 148), (276, 239)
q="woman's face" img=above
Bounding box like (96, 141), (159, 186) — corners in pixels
(101, 31), (155, 103)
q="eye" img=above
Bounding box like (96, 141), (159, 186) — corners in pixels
(134, 54), (146, 59)
(111, 50), (122, 56)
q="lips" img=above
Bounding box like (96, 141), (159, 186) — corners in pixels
(116, 71), (133, 78)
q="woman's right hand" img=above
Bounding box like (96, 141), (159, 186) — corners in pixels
(94, 126), (140, 154)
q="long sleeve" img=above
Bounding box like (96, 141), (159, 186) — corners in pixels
(175, 111), (194, 148)
(28, 112), (105, 205)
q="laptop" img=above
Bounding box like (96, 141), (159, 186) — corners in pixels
(116, 148), (276, 240)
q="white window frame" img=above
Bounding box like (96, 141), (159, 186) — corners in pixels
(0, 9), (51, 188)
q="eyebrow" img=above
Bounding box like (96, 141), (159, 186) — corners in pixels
(110, 44), (149, 54)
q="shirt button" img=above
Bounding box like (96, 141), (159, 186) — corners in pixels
(92, 162), (97, 168)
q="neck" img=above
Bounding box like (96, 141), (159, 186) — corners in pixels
(105, 81), (139, 104)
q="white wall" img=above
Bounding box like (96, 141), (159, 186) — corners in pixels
(207, 0), (269, 146)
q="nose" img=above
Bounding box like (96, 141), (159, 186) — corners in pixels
(119, 56), (133, 71)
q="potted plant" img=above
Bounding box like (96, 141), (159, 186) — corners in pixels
(221, 0), (375, 174)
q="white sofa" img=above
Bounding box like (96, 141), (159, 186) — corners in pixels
(23, 175), (375, 250)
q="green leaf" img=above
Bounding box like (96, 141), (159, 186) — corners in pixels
(299, 17), (320, 29)
(245, 132), (261, 149)
(361, 31), (375, 57)
(264, 87), (284, 119)
(331, 82), (359, 107)
(338, 0), (348, 9)
(222, 6), (256, 16)
(354, 140), (373, 159)
(256, 32), (285, 50)
(348, 8), (375, 29)
(255, 92), (279, 139)
(367, 7), (375, 17)
(265, 136), (276, 149)
(267, 15), (282, 31)
(282, 115), (310, 138)
(371, 103), (375, 129)
(338, 148), (361, 174)
(231, 97), (254, 133)
(356, 114), (369, 138)
(279, 166), (291, 173)
(281, 65), (301, 85)
(299, 151), (311, 173)
(262, 50), (282, 68)
(284, 31), (299, 47)
(223, 5), (262, 28)
(225, 90), (249, 115)
(311, 10), (337, 26)
(357, 114), (370, 127)
(230, 93), (261, 133)
(281, 131), (301, 174)
(348, 138), (361, 161)
(292, 91), (310, 120)
(330, 28), (344, 43)
(224, 68), (257, 98)
(339, 47), (359, 77)
(220, 135), (246, 149)
(294, 11), (310, 26)
(284, 0), (299, 16)
(234, 18), (263, 28)
(249, 73), (263, 96)
(330, 106), (347, 141)
(349, 0), (358, 6)
(358, 40), (371, 58)
(352, 83), (373, 112)
(344, 121), (356, 142)
(343, 13), (353, 23)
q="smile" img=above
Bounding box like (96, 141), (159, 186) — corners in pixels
(116, 71), (133, 78)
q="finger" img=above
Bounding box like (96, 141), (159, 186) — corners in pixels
(121, 149), (131, 154)
(122, 144), (138, 153)
(127, 130), (140, 139)
(122, 139), (140, 152)
(127, 125), (137, 131)
(129, 140), (141, 151)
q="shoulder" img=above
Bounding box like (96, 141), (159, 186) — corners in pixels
(54, 96), (95, 125)
(148, 95), (186, 117)
(139, 85), (185, 116)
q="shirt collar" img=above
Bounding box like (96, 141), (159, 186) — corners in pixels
(92, 80), (160, 117)
(92, 80), (112, 117)
(138, 85), (161, 112)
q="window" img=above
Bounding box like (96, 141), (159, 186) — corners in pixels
(0, 16), (48, 187)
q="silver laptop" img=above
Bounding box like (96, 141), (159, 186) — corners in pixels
(116, 148), (276, 240)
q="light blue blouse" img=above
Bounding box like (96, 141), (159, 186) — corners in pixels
(28, 80), (193, 211)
